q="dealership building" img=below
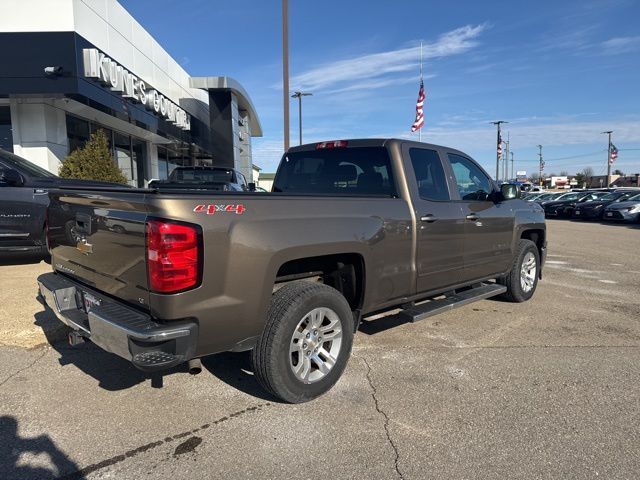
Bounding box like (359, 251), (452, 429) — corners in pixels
(0, 0), (262, 186)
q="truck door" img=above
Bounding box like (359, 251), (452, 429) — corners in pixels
(404, 146), (465, 294)
(445, 153), (514, 282)
(0, 167), (45, 248)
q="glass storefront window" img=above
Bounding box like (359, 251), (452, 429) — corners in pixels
(158, 146), (168, 180)
(66, 114), (147, 187)
(114, 132), (135, 186)
(0, 107), (13, 152)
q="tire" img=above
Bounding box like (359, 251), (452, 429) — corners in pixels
(497, 239), (540, 303)
(252, 281), (354, 403)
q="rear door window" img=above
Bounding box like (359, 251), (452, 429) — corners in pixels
(448, 154), (494, 201)
(273, 147), (397, 196)
(409, 148), (450, 201)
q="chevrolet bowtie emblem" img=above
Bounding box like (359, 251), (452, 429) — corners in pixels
(76, 239), (93, 255)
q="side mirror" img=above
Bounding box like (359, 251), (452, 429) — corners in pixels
(0, 169), (25, 187)
(247, 182), (257, 192)
(500, 183), (519, 200)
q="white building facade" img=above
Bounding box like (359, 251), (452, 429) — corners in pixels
(0, 0), (262, 186)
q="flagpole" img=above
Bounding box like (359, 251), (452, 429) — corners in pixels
(419, 41), (423, 142)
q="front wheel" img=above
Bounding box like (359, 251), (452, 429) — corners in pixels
(498, 239), (540, 302)
(252, 281), (354, 403)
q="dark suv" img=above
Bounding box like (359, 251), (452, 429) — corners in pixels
(0, 148), (125, 257)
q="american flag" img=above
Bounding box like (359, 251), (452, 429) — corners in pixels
(411, 80), (425, 132)
(609, 144), (619, 164)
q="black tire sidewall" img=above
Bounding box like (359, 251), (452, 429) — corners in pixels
(268, 285), (353, 403)
(510, 240), (540, 302)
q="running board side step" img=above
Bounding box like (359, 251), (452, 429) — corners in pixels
(399, 283), (507, 323)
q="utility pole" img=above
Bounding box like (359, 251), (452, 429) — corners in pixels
(602, 130), (613, 187)
(282, 0), (290, 152)
(537, 145), (544, 187)
(291, 91), (312, 145)
(491, 121), (507, 181)
(504, 132), (510, 181)
(510, 151), (514, 181)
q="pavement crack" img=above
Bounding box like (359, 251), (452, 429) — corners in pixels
(56, 403), (270, 480)
(0, 347), (48, 389)
(357, 354), (405, 480)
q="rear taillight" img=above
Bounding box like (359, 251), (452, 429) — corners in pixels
(146, 219), (201, 294)
(316, 140), (348, 149)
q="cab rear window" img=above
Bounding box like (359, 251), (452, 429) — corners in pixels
(273, 147), (397, 196)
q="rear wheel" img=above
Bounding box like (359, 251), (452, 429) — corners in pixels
(252, 281), (354, 403)
(498, 239), (540, 302)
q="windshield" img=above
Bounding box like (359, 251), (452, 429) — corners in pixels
(557, 193), (582, 201)
(578, 192), (608, 202)
(628, 193), (640, 201)
(0, 149), (57, 178)
(599, 192), (620, 201)
(168, 167), (235, 184)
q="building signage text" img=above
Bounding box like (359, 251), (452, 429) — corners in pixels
(83, 48), (190, 130)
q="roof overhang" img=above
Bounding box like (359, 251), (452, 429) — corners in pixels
(190, 76), (263, 137)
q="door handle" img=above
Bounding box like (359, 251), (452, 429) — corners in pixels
(420, 214), (438, 223)
(465, 214), (479, 221)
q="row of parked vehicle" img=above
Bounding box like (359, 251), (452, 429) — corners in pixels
(522, 189), (640, 222)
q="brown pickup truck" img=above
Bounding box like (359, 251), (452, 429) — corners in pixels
(38, 139), (546, 403)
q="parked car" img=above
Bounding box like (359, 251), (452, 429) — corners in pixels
(543, 191), (608, 218)
(530, 192), (562, 204)
(148, 166), (252, 191)
(602, 192), (640, 222)
(573, 191), (639, 220)
(39, 138), (546, 403)
(0, 148), (127, 257)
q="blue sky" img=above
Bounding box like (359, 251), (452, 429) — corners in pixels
(121, 0), (640, 176)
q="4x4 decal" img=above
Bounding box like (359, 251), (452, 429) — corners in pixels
(193, 204), (246, 215)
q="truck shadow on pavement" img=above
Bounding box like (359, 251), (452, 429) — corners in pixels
(202, 351), (279, 402)
(35, 303), (277, 398)
(0, 416), (85, 480)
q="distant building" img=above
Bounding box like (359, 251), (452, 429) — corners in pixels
(612, 173), (640, 188)
(0, 0), (262, 186)
(588, 175), (621, 188)
(258, 173), (276, 192)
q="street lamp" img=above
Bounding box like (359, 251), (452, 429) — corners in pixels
(291, 91), (312, 145)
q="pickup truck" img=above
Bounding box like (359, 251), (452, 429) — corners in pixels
(0, 148), (127, 257)
(38, 139), (546, 403)
(148, 166), (253, 192)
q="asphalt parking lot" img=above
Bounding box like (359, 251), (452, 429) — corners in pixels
(1, 219), (639, 480)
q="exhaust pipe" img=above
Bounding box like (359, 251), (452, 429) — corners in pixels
(187, 358), (202, 375)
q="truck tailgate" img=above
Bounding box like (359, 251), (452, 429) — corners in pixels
(47, 189), (151, 309)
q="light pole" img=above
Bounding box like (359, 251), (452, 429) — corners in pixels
(491, 121), (507, 181)
(291, 91), (312, 145)
(601, 130), (613, 187)
(537, 145), (544, 187)
(282, 0), (290, 152)
(510, 151), (514, 181)
(504, 132), (510, 181)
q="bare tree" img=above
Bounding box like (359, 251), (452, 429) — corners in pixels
(582, 167), (594, 187)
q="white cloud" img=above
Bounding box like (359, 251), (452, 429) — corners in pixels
(405, 118), (640, 153)
(600, 35), (640, 54)
(289, 24), (487, 92)
(323, 74), (435, 95)
(392, 118), (640, 174)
